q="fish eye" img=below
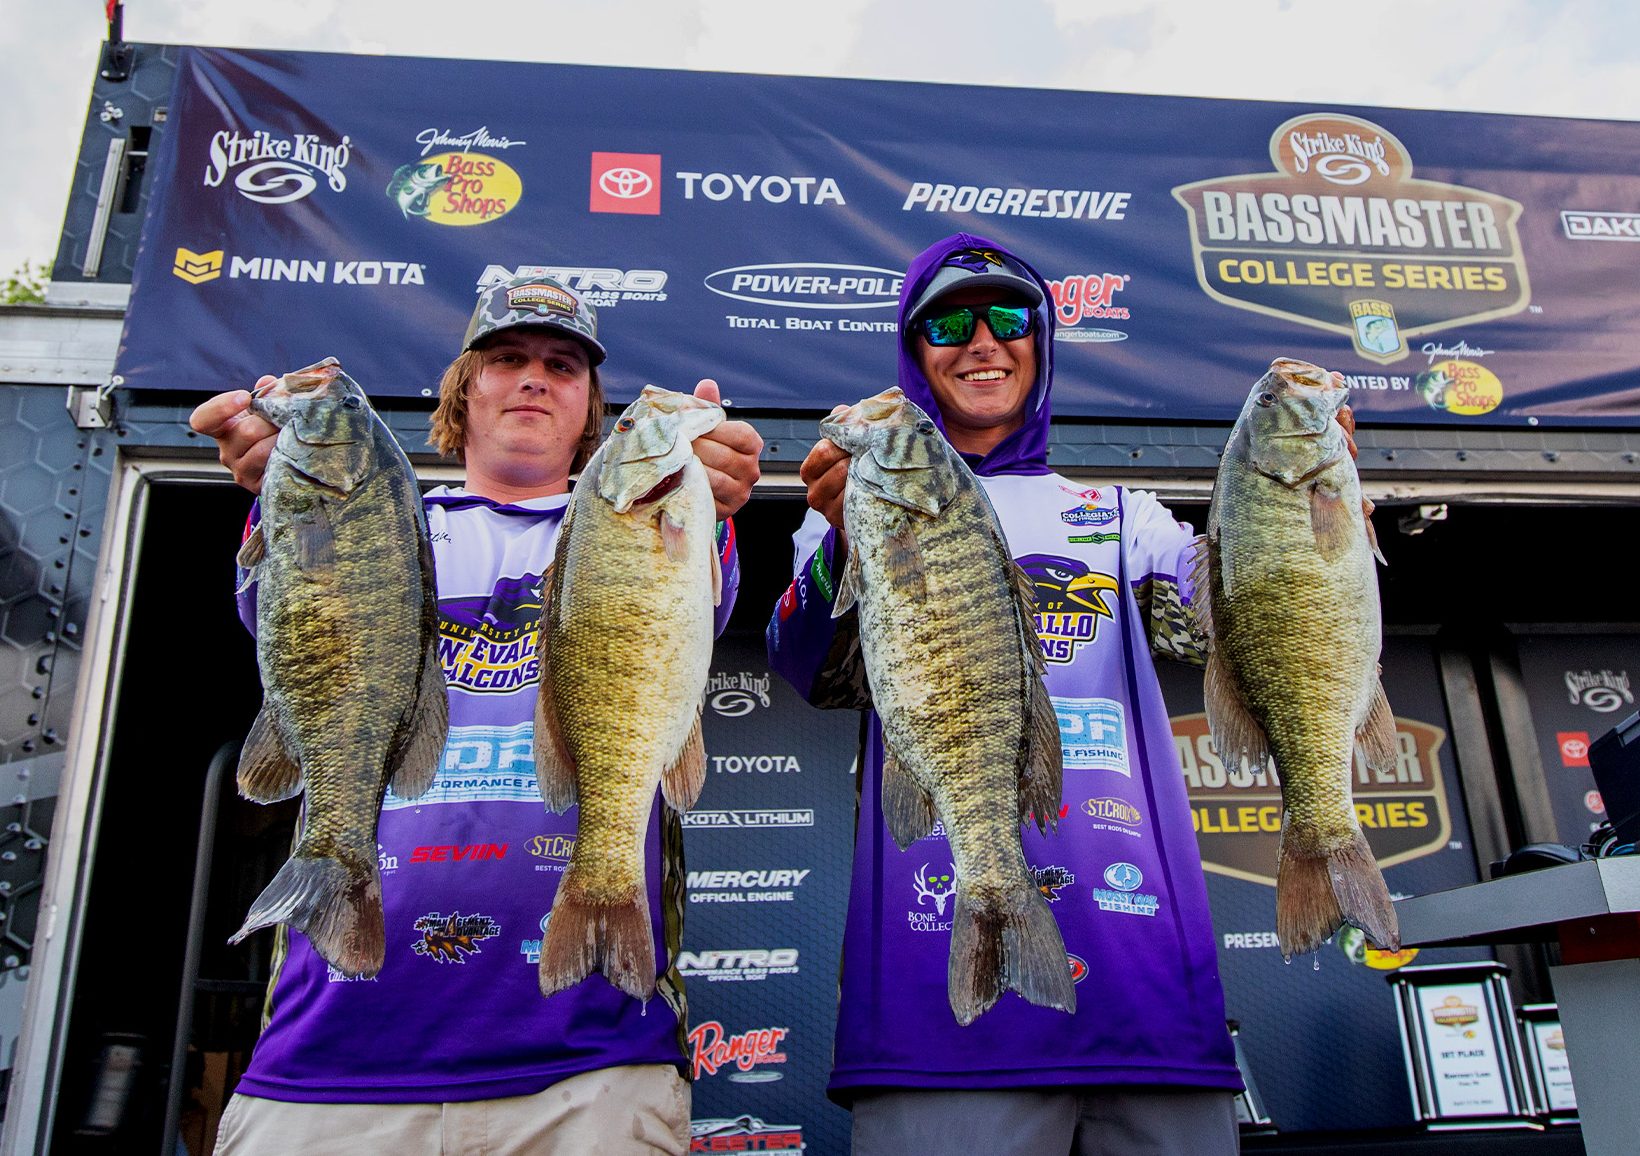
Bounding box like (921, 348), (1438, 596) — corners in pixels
(1256, 391), (1278, 408)
(342, 395), (362, 410)
(615, 417), (635, 432)
(915, 418), (935, 434)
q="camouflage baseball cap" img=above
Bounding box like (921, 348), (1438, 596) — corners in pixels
(462, 273), (607, 365)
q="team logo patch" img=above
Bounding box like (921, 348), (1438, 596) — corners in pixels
(1018, 553), (1118, 664)
(411, 911), (501, 963)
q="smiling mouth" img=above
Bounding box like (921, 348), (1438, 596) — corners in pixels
(959, 369), (1008, 382)
(506, 406), (550, 416)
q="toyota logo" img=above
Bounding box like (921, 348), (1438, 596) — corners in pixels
(599, 168), (653, 199)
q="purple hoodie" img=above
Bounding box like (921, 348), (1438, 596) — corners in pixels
(767, 234), (1240, 1101)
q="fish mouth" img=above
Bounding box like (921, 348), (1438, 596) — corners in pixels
(631, 466), (686, 506)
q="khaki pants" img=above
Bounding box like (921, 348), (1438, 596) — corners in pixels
(213, 1064), (690, 1156)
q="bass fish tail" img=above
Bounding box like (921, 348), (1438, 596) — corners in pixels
(1276, 827), (1400, 959)
(948, 886), (1077, 1027)
(539, 885), (657, 1002)
(230, 851), (384, 978)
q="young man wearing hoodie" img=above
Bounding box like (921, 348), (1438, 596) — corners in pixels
(765, 234), (1244, 1155)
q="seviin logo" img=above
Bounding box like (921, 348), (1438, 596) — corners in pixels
(707, 671), (772, 717)
(1565, 670), (1634, 713)
(704, 263), (903, 310)
(203, 127), (351, 205)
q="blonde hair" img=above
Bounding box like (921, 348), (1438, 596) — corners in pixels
(428, 348), (605, 473)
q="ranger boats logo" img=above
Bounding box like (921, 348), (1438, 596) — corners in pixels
(1173, 113), (1529, 365)
(1173, 711), (1453, 884)
(688, 1021), (790, 1079)
(203, 127), (351, 205)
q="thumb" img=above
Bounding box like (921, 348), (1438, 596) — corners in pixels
(693, 378), (722, 405)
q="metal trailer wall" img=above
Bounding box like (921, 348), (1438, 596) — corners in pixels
(3, 36), (1639, 1156)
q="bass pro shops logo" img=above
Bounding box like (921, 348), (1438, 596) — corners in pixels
(388, 127), (524, 227)
(1173, 113), (1529, 365)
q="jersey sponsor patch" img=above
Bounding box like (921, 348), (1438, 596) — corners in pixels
(384, 721), (537, 808)
(1053, 697), (1131, 775)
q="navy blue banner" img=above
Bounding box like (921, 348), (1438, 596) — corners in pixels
(118, 45), (1640, 425)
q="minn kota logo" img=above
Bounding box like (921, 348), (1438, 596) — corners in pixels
(173, 247), (224, 284)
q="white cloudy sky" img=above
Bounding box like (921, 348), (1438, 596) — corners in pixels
(3, 0), (1636, 281)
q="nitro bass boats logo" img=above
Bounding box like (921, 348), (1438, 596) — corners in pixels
(388, 126), (525, 226)
(1173, 712), (1453, 885)
(1173, 113), (1529, 365)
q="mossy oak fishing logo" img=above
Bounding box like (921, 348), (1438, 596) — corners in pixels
(1173, 113), (1528, 366)
(1172, 712), (1453, 885)
(388, 127), (524, 226)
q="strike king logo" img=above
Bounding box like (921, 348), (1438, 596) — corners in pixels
(691, 1116), (805, 1153)
(1565, 669), (1634, 713)
(411, 911), (501, 963)
(688, 1021), (790, 1080)
(707, 671), (772, 717)
(1173, 113), (1529, 366)
(388, 130), (524, 226)
(203, 127), (351, 204)
(477, 263), (667, 309)
(1173, 711), (1454, 885)
(1019, 553), (1118, 664)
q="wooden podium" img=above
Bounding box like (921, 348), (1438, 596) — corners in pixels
(1395, 857), (1640, 1155)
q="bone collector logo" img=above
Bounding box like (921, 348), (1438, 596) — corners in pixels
(1172, 712), (1454, 885)
(1172, 113), (1529, 366)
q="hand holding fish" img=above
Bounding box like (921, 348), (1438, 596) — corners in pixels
(689, 378), (764, 520)
(798, 406), (853, 555)
(189, 379), (282, 494)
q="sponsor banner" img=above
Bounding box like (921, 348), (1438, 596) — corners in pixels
(690, 1117), (806, 1153)
(1172, 710), (1454, 885)
(117, 47), (1640, 425)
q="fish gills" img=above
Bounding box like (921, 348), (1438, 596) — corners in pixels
(534, 387), (722, 1000)
(1196, 358), (1398, 959)
(228, 359), (446, 978)
(827, 388), (1073, 1025)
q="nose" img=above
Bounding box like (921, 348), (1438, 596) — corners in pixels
(966, 319), (1000, 355)
(517, 359), (551, 391)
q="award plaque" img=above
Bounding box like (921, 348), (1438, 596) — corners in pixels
(1517, 1003), (1578, 1123)
(1226, 1020), (1275, 1134)
(1387, 961), (1537, 1129)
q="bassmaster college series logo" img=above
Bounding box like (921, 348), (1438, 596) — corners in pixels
(1172, 711), (1454, 885)
(388, 126), (525, 226)
(1173, 113), (1529, 366)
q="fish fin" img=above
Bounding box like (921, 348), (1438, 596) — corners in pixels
(539, 878), (657, 1001)
(235, 526), (266, 570)
(236, 702), (304, 803)
(1019, 672), (1063, 835)
(831, 537), (862, 617)
(1357, 677), (1398, 776)
(230, 850), (384, 978)
(533, 672), (578, 814)
(661, 510), (689, 563)
(880, 515), (928, 599)
(1276, 823), (1400, 959)
(1309, 481), (1352, 562)
(881, 744), (935, 850)
(1186, 534), (1215, 641)
(661, 711), (706, 812)
(1203, 652), (1271, 778)
(294, 508), (337, 570)
(948, 884), (1076, 1026)
(1362, 497), (1387, 565)
(389, 641), (448, 801)
(711, 538), (723, 606)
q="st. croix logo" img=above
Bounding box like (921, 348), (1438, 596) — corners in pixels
(1172, 113), (1529, 365)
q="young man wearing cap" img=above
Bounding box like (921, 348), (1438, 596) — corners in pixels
(190, 273), (762, 1155)
(768, 233), (1279, 1154)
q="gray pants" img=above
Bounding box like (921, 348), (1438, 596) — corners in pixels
(850, 1086), (1239, 1156)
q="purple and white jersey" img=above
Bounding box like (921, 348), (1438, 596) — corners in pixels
(765, 231), (1239, 1100)
(235, 486), (739, 1103)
